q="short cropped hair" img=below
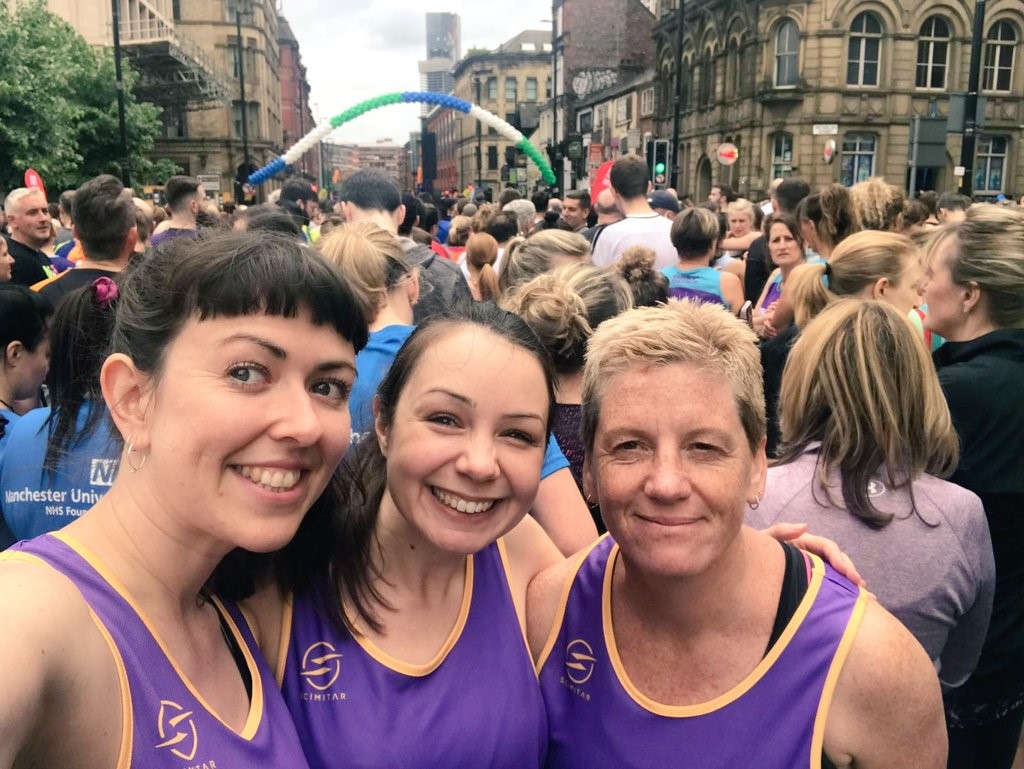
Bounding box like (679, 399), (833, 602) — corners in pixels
(72, 174), (136, 261)
(338, 170), (402, 213)
(609, 156), (650, 200)
(582, 300), (764, 452)
(165, 176), (202, 213)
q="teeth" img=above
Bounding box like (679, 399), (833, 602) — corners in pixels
(431, 487), (496, 515)
(237, 465), (300, 491)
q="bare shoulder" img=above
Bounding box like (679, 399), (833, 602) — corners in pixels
(0, 557), (118, 766)
(526, 551), (584, 663)
(824, 599), (946, 769)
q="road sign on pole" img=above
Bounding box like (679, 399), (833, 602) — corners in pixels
(716, 143), (739, 166)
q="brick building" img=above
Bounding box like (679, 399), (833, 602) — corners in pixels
(652, 0), (1024, 199)
(278, 15), (319, 184)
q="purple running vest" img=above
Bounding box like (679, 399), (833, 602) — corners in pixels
(281, 540), (548, 769)
(538, 535), (864, 769)
(7, 533), (311, 769)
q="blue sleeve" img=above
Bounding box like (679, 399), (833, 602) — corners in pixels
(541, 434), (570, 480)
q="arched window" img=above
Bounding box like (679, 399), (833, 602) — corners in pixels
(774, 20), (800, 87)
(699, 47), (716, 106)
(847, 12), (883, 86)
(983, 20), (1017, 92)
(916, 16), (950, 89)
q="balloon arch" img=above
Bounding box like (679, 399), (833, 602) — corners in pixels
(247, 90), (557, 188)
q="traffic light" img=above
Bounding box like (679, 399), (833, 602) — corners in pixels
(648, 139), (670, 187)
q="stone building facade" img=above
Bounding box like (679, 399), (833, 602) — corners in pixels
(653, 0), (1024, 199)
(428, 30), (553, 194)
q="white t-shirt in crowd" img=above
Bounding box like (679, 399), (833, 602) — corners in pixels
(590, 213), (676, 269)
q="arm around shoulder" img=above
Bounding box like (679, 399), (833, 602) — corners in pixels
(824, 599), (946, 769)
(526, 557), (577, 664)
(531, 466), (599, 556)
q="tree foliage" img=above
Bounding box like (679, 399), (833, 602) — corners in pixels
(0, 0), (178, 195)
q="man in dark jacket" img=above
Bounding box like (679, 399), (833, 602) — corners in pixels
(338, 171), (471, 323)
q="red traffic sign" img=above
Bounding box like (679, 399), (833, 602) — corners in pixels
(716, 143), (739, 166)
(589, 160), (614, 200)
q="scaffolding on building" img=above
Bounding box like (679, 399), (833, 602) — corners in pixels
(117, 15), (230, 107)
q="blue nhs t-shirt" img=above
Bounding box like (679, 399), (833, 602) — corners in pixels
(0, 402), (119, 541)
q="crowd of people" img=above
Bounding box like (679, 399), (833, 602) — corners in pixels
(0, 157), (1021, 769)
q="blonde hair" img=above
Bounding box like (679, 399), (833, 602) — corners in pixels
(726, 198), (756, 225)
(776, 300), (959, 527)
(447, 215), (472, 247)
(930, 205), (1024, 329)
(850, 177), (904, 231)
(506, 263), (632, 375)
(786, 230), (920, 327)
(465, 232), (501, 302)
(582, 300), (764, 451)
(316, 221), (413, 323)
(498, 229), (591, 293)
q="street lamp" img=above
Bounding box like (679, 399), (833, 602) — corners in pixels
(111, 0), (131, 186)
(234, 0), (251, 175)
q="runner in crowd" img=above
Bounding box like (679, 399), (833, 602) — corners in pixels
(463, 232), (502, 301)
(922, 205), (1024, 769)
(0, 278), (122, 543)
(615, 245), (668, 307)
(661, 206), (743, 312)
(505, 262), (633, 525)
(0, 231), (367, 767)
(529, 299), (946, 769)
(760, 230), (924, 454)
(751, 299), (994, 691)
(251, 303), (565, 769)
(317, 222), (419, 440)
(498, 230), (591, 295)
(752, 213), (805, 339)
(0, 284), (52, 452)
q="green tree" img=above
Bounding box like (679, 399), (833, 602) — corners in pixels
(0, 0), (177, 195)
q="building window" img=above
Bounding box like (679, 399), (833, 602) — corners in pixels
(774, 20), (799, 87)
(983, 21), (1017, 93)
(640, 87), (655, 116)
(847, 12), (882, 86)
(231, 100), (259, 140)
(578, 110), (593, 133)
(916, 16), (950, 89)
(525, 77), (538, 102)
(698, 49), (716, 106)
(975, 135), (1007, 193)
(505, 77), (518, 102)
(546, 75), (552, 98)
(161, 104), (186, 138)
(771, 133), (794, 179)
(228, 40), (258, 83)
(487, 145), (499, 171)
(486, 77), (498, 100)
(840, 133), (876, 185)
(616, 97), (632, 123)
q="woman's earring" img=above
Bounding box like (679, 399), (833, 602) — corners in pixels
(748, 493), (762, 510)
(125, 435), (147, 473)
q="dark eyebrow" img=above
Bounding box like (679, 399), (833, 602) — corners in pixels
(222, 333), (355, 374)
(425, 388), (545, 424)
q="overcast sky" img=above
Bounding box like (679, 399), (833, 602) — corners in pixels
(282, 0), (552, 146)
